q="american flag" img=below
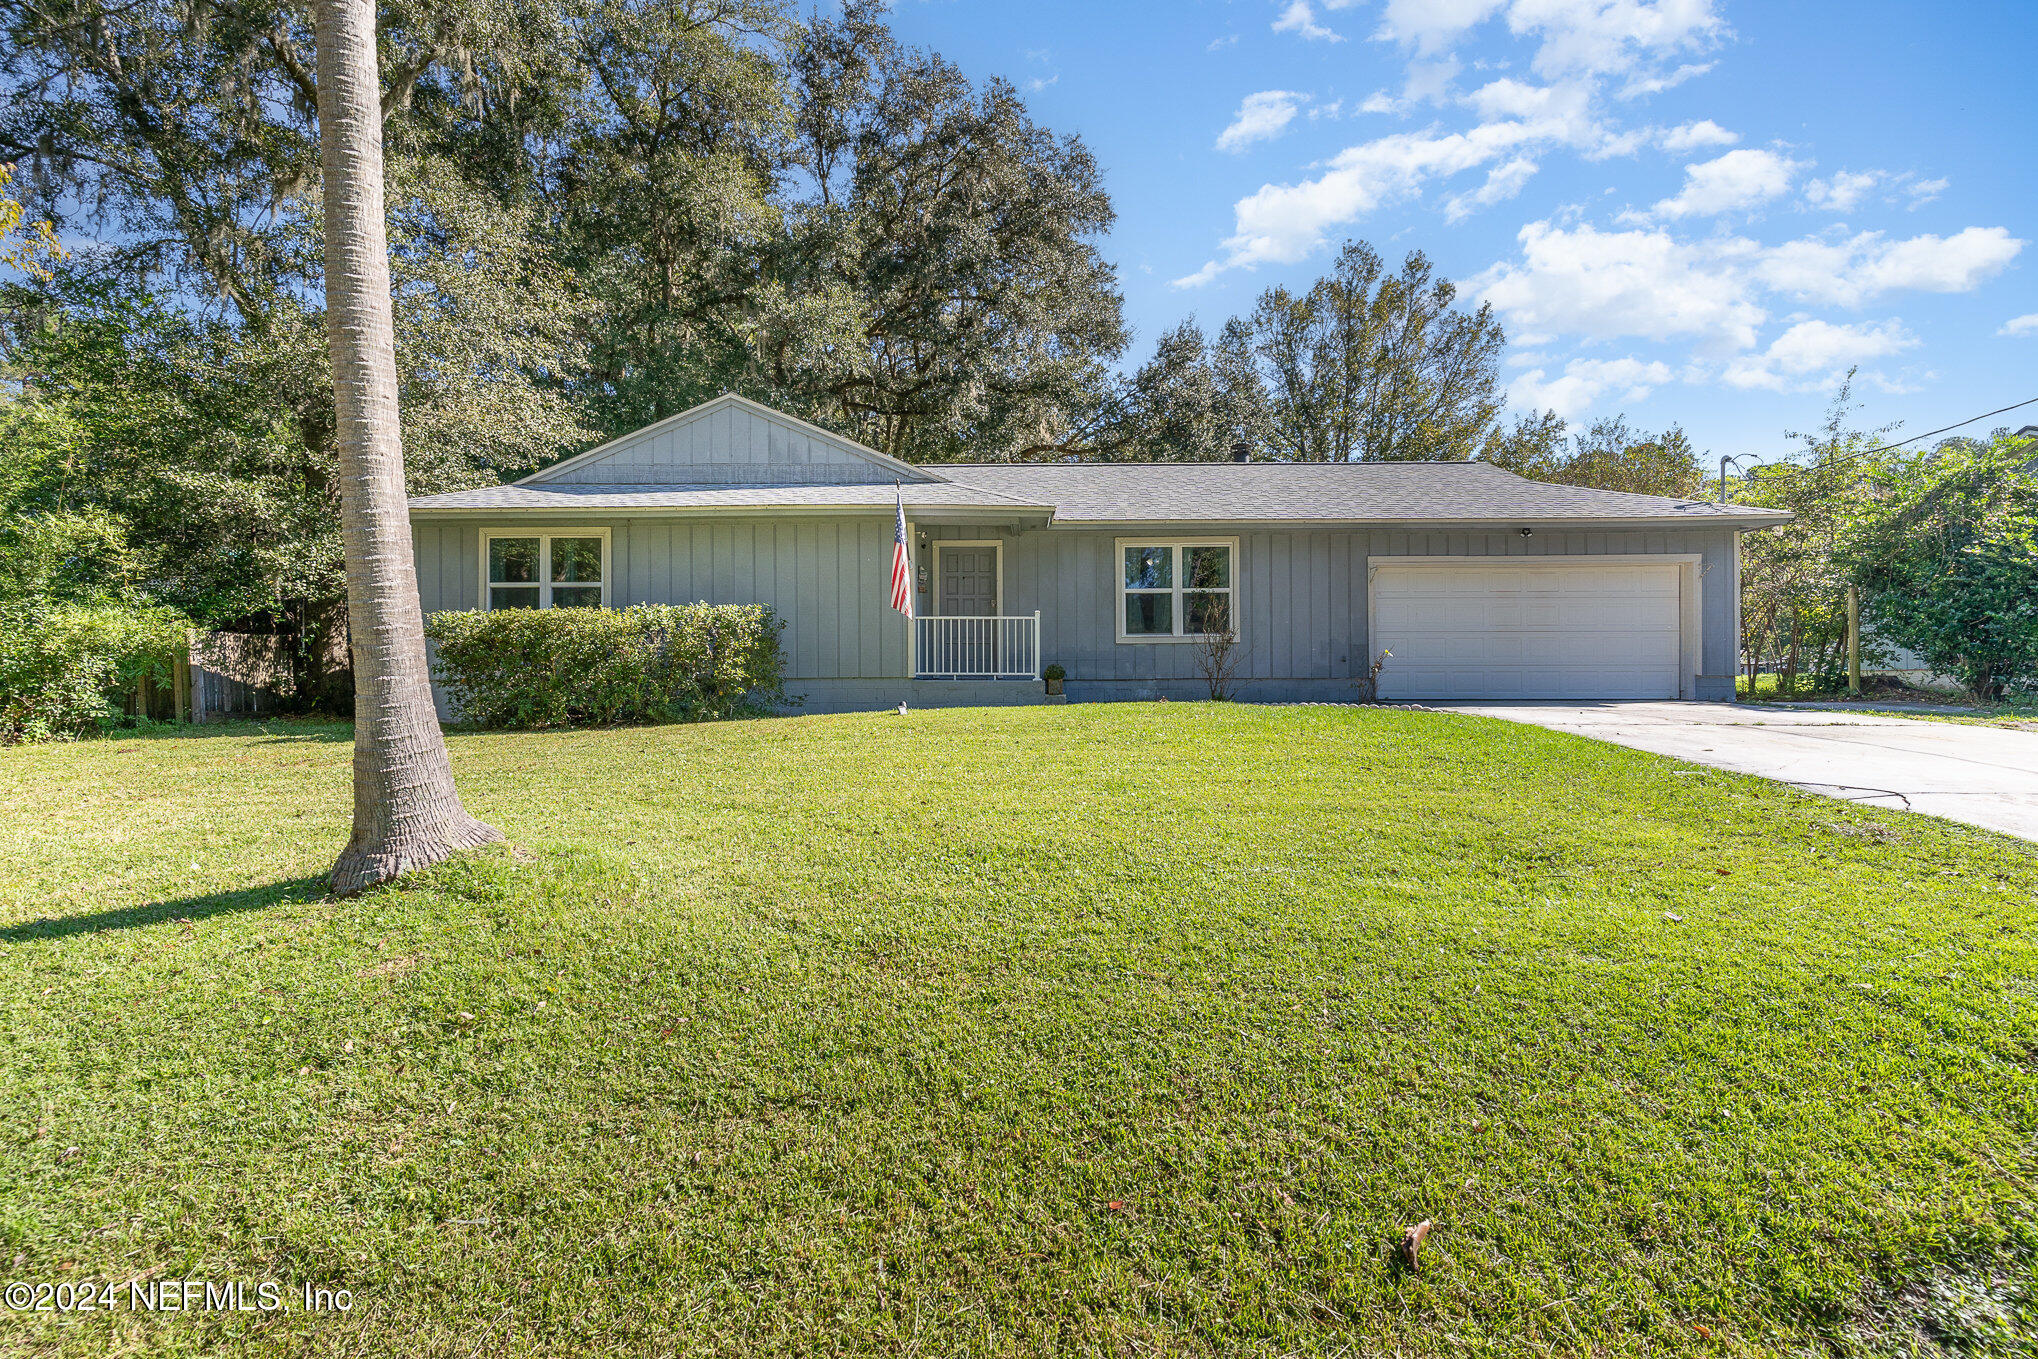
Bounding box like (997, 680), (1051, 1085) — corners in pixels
(890, 483), (913, 617)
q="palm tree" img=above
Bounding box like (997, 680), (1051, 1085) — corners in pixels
(314, 0), (502, 894)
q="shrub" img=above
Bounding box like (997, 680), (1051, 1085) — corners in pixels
(0, 600), (190, 743)
(424, 603), (789, 729)
(1837, 436), (2038, 702)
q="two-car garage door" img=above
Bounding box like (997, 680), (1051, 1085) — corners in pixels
(1371, 561), (1686, 701)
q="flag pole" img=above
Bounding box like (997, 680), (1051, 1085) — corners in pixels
(895, 482), (916, 680)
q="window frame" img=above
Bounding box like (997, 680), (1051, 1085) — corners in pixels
(1113, 537), (1240, 644)
(477, 527), (612, 611)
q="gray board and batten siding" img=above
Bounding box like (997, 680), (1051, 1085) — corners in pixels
(411, 515), (1745, 707)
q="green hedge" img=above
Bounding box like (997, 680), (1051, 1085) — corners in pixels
(424, 603), (790, 729)
(0, 601), (190, 743)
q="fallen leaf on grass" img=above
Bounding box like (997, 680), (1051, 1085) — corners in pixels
(1400, 1219), (1433, 1270)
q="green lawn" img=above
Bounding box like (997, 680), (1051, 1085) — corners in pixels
(3, 705), (2036, 1357)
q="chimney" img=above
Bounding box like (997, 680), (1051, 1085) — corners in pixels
(1230, 439), (1251, 463)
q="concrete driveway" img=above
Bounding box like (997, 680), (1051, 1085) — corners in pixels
(1441, 701), (2038, 844)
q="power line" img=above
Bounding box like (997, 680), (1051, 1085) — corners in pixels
(1740, 394), (2038, 481)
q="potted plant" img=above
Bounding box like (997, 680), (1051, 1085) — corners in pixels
(1042, 663), (1066, 696)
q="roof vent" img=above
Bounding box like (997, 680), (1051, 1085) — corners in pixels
(1230, 439), (1251, 463)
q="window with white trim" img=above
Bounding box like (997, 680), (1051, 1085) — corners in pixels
(1117, 540), (1236, 640)
(485, 531), (608, 609)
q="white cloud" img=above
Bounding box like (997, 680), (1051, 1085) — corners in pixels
(1445, 156), (1540, 221)
(1185, 75), (1630, 282)
(2001, 313), (2038, 338)
(1360, 57), (1465, 115)
(1511, 357), (1673, 418)
(1374, 0), (1504, 55)
(1273, 1), (1344, 42)
(1720, 319), (1916, 392)
(1216, 90), (1310, 152)
(1757, 226), (2024, 306)
(1403, 56), (1463, 104)
(1025, 74), (1058, 93)
(1649, 148), (1804, 219)
(1764, 318), (1914, 371)
(1907, 176), (1949, 207)
(1207, 33), (1241, 51)
(1658, 118), (1736, 152)
(1375, 0), (1727, 81)
(1309, 98), (1345, 120)
(1476, 219), (1767, 350)
(1474, 218), (2022, 372)
(1804, 169), (1881, 213)
(1618, 60), (1712, 98)
(1189, 117), (1581, 278)
(1464, 76), (1591, 126)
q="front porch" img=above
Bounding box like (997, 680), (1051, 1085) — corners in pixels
(911, 612), (1042, 680)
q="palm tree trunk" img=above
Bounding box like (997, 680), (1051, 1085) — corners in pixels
(314, 0), (501, 895)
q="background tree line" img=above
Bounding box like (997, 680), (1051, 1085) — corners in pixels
(0, 0), (1707, 710)
(1726, 379), (2037, 702)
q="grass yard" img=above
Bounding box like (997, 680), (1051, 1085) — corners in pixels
(3, 704), (2036, 1357)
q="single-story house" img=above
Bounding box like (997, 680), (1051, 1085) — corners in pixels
(408, 393), (1790, 711)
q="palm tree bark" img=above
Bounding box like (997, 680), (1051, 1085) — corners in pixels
(314, 0), (501, 894)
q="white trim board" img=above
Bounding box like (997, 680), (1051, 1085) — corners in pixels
(476, 526), (613, 610)
(1113, 536), (1242, 645)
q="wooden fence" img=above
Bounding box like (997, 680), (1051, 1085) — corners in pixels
(184, 630), (298, 722)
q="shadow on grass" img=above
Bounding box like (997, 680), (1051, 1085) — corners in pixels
(0, 875), (326, 943)
(99, 719), (354, 745)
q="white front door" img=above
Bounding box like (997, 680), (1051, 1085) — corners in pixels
(1371, 561), (1686, 700)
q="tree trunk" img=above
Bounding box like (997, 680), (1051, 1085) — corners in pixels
(314, 0), (502, 895)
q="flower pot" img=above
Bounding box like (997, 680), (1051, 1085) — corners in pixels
(1044, 677), (1064, 696)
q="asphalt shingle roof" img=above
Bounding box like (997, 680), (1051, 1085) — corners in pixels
(937, 460), (1781, 523)
(410, 460), (1788, 525)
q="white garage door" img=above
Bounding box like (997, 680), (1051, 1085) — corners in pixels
(1371, 561), (1684, 700)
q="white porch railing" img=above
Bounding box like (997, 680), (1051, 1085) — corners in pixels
(914, 613), (1041, 679)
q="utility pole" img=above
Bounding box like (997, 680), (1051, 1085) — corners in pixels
(1846, 584), (1861, 696)
(1718, 454), (1749, 503)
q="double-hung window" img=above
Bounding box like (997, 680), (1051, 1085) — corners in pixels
(483, 530), (609, 610)
(1116, 539), (1238, 641)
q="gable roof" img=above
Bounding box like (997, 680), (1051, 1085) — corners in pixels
(411, 395), (1788, 527)
(518, 393), (947, 488)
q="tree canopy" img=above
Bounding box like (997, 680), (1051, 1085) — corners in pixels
(1837, 433), (2038, 700)
(1482, 414), (1707, 498)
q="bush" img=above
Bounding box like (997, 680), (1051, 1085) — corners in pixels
(0, 600), (190, 742)
(424, 603), (789, 729)
(1838, 436), (2038, 702)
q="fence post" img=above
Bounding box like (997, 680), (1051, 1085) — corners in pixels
(189, 628), (205, 724)
(174, 632), (190, 724)
(1846, 585), (1861, 696)
(1033, 611), (1042, 679)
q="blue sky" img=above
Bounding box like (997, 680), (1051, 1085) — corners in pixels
(887, 0), (2038, 462)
